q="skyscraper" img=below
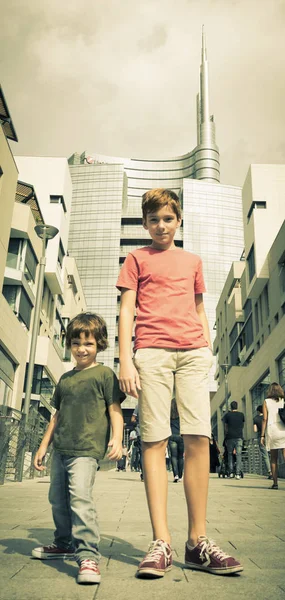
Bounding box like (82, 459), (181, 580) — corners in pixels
(68, 30), (244, 400)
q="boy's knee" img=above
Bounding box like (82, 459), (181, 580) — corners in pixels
(183, 434), (209, 452)
(142, 438), (168, 452)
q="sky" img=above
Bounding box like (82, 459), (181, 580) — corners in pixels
(1, 0), (285, 187)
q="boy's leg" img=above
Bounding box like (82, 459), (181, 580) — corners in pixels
(32, 451), (74, 559)
(183, 435), (209, 544)
(142, 439), (170, 542)
(48, 451), (74, 549)
(226, 439), (235, 474)
(65, 456), (100, 564)
(175, 348), (243, 575)
(133, 348), (174, 577)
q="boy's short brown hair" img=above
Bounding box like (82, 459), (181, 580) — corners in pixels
(142, 188), (181, 221)
(66, 312), (108, 352)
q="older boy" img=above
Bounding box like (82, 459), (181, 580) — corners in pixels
(117, 188), (243, 577)
(32, 312), (125, 584)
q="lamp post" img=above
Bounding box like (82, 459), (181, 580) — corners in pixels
(16, 224), (59, 482)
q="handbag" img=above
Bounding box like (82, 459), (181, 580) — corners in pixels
(278, 407), (285, 425)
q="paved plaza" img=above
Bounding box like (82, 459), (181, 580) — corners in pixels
(0, 469), (284, 600)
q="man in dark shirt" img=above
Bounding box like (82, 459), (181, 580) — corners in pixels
(224, 401), (244, 479)
(253, 405), (272, 478)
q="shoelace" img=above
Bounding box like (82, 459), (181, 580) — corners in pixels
(145, 540), (170, 562)
(198, 538), (230, 561)
(80, 559), (99, 570)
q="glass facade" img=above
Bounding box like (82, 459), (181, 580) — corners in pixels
(68, 162), (126, 367)
(183, 180), (244, 389)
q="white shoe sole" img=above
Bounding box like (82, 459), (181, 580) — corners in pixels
(32, 549), (74, 560)
(77, 573), (101, 584)
(185, 561), (243, 575)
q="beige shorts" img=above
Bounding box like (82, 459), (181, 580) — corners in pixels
(133, 347), (213, 442)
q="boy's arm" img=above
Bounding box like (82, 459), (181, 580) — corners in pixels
(107, 402), (124, 460)
(118, 288), (141, 398)
(34, 411), (59, 471)
(195, 294), (212, 350)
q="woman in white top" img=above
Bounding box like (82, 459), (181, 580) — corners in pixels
(261, 382), (285, 490)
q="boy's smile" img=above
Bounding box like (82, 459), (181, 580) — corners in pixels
(71, 333), (98, 370)
(143, 205), (181, 250)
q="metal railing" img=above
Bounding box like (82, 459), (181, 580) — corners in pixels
(0, 405), (51, 485)
(1, 410), (284, 484)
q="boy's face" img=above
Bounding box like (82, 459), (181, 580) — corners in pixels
(70, 332), (98, 370)
(143, 205), (181, 250)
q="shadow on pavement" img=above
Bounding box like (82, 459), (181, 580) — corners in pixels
(0, 528), (146, 575)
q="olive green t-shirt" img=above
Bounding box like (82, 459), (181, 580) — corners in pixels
(51, 364), (125, 460)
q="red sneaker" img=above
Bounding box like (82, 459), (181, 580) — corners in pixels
(32, 543), (74, 560)
(185, 536), (243, 575)
(77, 559), (101, 584)
(137, 539), (172, 578)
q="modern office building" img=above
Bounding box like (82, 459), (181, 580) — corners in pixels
(68, 31), (244, 404)
(1, 142), (86, 415)
(211, 165), (285, 447)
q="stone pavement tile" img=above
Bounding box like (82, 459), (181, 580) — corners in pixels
(0, 578), (98, 600)
(182, 568), (285, 600)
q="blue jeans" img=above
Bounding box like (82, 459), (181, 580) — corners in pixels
(258, 439), (271, 474)
(226, 438), (243, 476)
(49, 452), (100, 563)
(169, 435), (184, 479)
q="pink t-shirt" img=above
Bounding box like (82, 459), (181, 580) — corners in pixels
(116, 246), (208, 350)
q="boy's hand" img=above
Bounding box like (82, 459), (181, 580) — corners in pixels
(119, 361), (141, 398)
(34, 447), (47, 471)
(108, 437), (123, 461)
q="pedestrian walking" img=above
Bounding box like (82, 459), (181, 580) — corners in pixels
(168, 398), (184, 482)
(261, 382), (285, 490)
(253, 405), (272, 479)
(32, 312), (125, 584)
(131, 404), (143, 481)
(224, 401), (244, 480)
(209, 433), (220, 474)
(117, 188), (243, 578)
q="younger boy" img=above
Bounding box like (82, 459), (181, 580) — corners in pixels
(32, 312), (125, 584)
(117, 188), (243, 577)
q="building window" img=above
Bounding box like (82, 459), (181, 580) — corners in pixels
(278, 352), (285, 388)
(0, 345), (16, 409)
(244, 315), (253, 348)
(6, 238), (22, 270)
(279, 260), (285, 295)
(3, 286), (33, 329)
(251, 372), (270, 414)
(50, 195), (67, 213)
(24, 364), (43, 395)
(211, 411), (218, 440)
(57, 240), (65, 269)
(244, 299), (252, 321)
(247, 245), (255, 282)
(263, 284), (269, 318)
(254, 302), (259, 334)
(18, 288), (33, 328)
(247, 201), (266, 222)
(259, 296), (263, 327)
(24, 242), (37, 286)
(2, 285), (17, 312)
